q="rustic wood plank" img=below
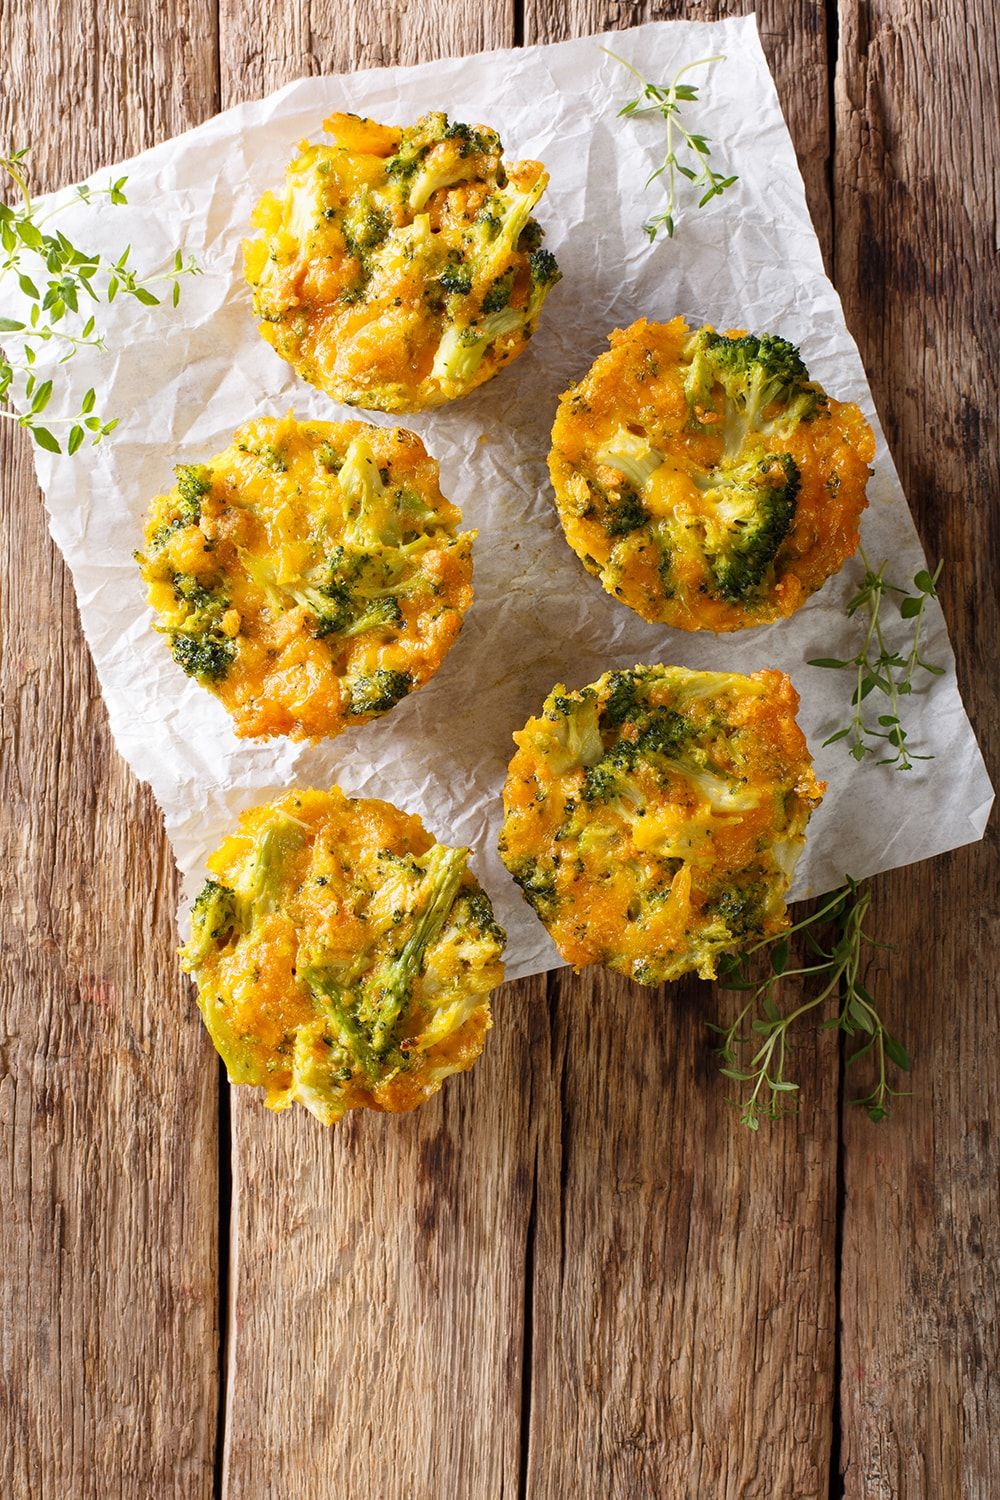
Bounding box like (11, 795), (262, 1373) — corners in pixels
(0, 3), (222, 1498)
(221, 988), (542, 1498)
(218, 0), (515, 94)
(518, 4), (841, 1496)
(834, 3), (1000, 1494)
(215, 8), (538, 1499)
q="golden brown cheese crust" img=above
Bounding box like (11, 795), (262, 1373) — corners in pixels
(498, 665), (824, 984)
(548, 317), (875, 632)
(138, 412), (473, 741)
(243, 111), (560, 412)
(180, 788), (506, 1125)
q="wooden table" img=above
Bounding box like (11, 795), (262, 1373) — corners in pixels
(2, 2), (996, 1495)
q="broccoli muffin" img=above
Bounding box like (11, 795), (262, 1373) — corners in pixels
(243, 110), (561, 412)
(137, 412), (473, 740)
(548, 317), (875, 632)
(498, 665), (824, 985)
(180, 787), (506, 1124)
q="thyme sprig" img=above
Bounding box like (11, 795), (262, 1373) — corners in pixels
(601, 49), (738, 241)
(711, 878), (911, 1129)
(809, 550), (945, 768)
(0, 146), (199, 455)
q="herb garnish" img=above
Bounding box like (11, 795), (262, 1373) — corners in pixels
(601, 50), (738, 241)
(0, 146), (199, 455)
(711, 878), (911, 1129)
(809, 550), (945, 768)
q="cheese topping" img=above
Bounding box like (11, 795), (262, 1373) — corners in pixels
(243, 111), (561, 413)
(137, 413), (474, 741)
(180, 788), (506, 1124)
(499, 665), (825, 984)
(549, 317), (875, 632)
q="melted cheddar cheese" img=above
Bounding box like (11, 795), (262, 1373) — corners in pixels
(499, 665), (824, 984)
(138, 412), (473, 741)
(548, 317), (875, 632)
(243, 111), (561, 412)
(180, 787), (506, 1124)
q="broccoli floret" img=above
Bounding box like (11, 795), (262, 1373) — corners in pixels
(581, 708), (691, 804)
(706, 452), (800, 602)
(238, 817), (305, 923)
(304, 844), (473, 1075)
(604, 486), (649, 537)
(342, 195), (390, 257)
(545, 690), (604, 772)
(709, 881), (768, 942)
(581, 759), (624, 804)
(507, 856), (557, 916)
(171, 632), (236, 683)
(168, 572), (235, 684)
(459, 887), (506, 945)
(600, 671), (646, 730)
(529, 247), (559, 288)
(442, 120), (501, 157)
(385, 114), (498, 212)
(468, 175), (547, 282)
(313, 574), (355, 635)
(183, 879), (239, 968)
(340, 594), (404, 637)
(683, 326), (825, 457)
(348, 669), (412, 716)
(482, 271), (514, 314)
(174, 464), (213, 523)
(241, 441), (287, 473)
(439, 262), (472, 296)
(527, 247), (561, 316)
(304, 970), (382, 1080)
(634, 708), (692, 759)
(384, 114), (439, 184)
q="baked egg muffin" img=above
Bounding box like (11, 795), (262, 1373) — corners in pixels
(180, 787), (506, 1124)
(548, 317), (875, 632)
(498, 665), (824, 985)
(137, 412), (473, 740)
(243, 110), (561, 412)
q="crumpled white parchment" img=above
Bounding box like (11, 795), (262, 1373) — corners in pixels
(2, 15), (992, 981)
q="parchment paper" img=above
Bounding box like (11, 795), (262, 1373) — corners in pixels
(3, 16), (992, 981)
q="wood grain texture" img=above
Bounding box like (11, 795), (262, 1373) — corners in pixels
(217, 0), (515, 97)
(4, 2), (998, 1497)
(0, 4), (223, 1498)
(519, 5), (841, 1496)
(215, 8), (539, 1500)
(223, 983), (542, 1498)
(526, 966), (839, 1499)
(834, 2), (1000, 1495)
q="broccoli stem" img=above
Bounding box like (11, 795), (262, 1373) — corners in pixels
(363, 844), (468, 1054)
(303, 971), (381, 1080)
(594, 427), (664, 491)
(339, 434), (401, 547)
(238, 817), (305, 925)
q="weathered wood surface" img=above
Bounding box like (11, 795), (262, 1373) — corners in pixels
(215, 13), (541, 1498)
(0, 4), (222, 1498)
(834, 3), (1000, 1496)
(1, 2), (996, 1498)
